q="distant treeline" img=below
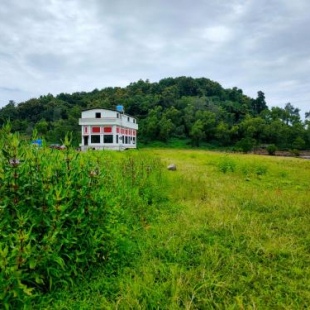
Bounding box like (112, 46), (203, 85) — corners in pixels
(0, 76), (309, 150)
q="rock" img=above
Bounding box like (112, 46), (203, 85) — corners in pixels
(167, 164), (177, 171)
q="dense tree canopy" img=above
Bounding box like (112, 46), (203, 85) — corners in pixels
(0, 76), (309, 150)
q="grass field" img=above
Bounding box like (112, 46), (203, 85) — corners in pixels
(37, 149), (310, 309)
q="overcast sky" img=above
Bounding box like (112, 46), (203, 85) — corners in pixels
(1, 0), (310, 117)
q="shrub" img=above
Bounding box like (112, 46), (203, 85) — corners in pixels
(235, 138), (256, 154)
(290, 149), (300, 157)
(0, 128), (167, 308)
(292, 137), (305, 150)
(266, 144), (277, 155)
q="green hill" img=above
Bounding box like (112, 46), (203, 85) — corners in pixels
(1, 76), (309, 150)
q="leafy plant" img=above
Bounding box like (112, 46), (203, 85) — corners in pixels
(35, 148), (310, 309)
(235, 137), (256, 153)
(290, 149), (300, 157)
(266, 144), (277, 155)
(0, 128), (167, 308)
(218, 156), (236, 173)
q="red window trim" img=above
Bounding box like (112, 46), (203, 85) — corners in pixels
(92, 127), (100, 133)
(104, 127), (112, 133)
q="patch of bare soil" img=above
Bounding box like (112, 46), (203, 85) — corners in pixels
(253, 149), (310, 159)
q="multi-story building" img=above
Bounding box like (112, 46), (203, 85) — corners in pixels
(78, 108), (138, 150)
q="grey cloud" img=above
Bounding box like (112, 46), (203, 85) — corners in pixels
(0, 86), (23, 93)
(0, 0), (309, 117)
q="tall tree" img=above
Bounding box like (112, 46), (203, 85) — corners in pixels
(190, 120), (205, 146)
(251, 91), (267, 115)
(283, 102), (301, 125)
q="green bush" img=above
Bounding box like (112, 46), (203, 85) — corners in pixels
(290, 149), (300, 157)
(266, 144), (277, 155)
(0, 126), (167, 308)
(292, 137), (305, 150)
(235, 138), (256, 153)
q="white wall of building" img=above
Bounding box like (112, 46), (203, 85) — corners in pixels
(78, 109), (138, 150)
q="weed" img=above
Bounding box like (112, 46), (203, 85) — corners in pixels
(218, 156), (236, 173)
(0, 129), (168, 308)
(267, 144), (277, 155)
(3, 145), (310, 309)
(255, 164), (268, 177)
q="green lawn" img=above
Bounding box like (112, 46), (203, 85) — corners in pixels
(37, 149), (310, 309)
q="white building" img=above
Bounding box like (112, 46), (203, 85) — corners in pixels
(78, 108), (138, 150)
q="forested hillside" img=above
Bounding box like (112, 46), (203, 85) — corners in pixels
(1, 76), (309, 150)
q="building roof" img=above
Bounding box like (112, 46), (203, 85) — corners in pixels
(81, 107), (136, 118)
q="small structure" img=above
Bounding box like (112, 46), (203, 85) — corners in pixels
(31, 139), (43, 147)
(78, 108), (138, 151)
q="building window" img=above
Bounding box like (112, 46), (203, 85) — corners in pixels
(91, 135), (100, 143)
(92, 126), (100, 133)
(117, 113), (119, 118)
(127, 117), (130, 122)
(95, 112), (101, 118)
(104, 135), (113, 143)
(116, 135), (119, 143)
(133, 119), (136, 123)
(103, 127), (112, 133)
(133, 137), (136, 144)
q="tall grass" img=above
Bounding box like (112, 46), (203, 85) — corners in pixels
(0, 127), (168, 309)
(32, 149), (310, 309)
